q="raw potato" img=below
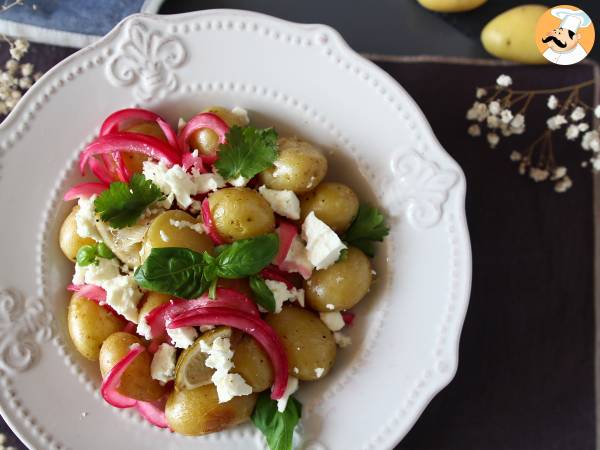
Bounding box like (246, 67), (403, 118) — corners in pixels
(259, 137), (328, 194)
(166, 384), (257, 435)
(208, 187), (275, 242)
(99, 332), (166, 402)
(264, 305), (336, 381)
(481, 5), (548, 64)
(417, 0), (486, 13)
(137, 292), (171, 325)
(140, 210), (214, 261)
(68, 294), (126, 360)
(232, 335), (274, 392)
(122, 122), (167, 174)
(300, 182), (359, 232)
(59, 206), (96, 262)
(305, 247), (372, 312)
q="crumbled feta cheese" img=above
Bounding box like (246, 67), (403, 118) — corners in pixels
(314, 367), (325, 378)
(277, 376), (299, 412)
(281, 236), (313, 279)
(334, 331), (352, 348)
(72, 258), (142, 323)
(231, 106), (250, 125)
(265, 280), (305, 312)
(258, 185), (300, 220)
(272, 160), (292, 178)
(151, 343), (176, 384)
(199, 325), (215, 332)
(143, 160), (225, 208)
(159, 230), (170, 242)
(326, 303), (335, 310)
(136, 314), (152, 340)
(200, 337), (252, 403)
(75, 195), (101, 241)
(167, 327), (198, 349)
(228, 175), (249, 187)
(169, 218), (205, 234)
(302, 212), (346, 270)
(293, 367), (299, 374)
(320, 311), (345, 331)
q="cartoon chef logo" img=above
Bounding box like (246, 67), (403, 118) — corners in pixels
(535, 5), (595, 65)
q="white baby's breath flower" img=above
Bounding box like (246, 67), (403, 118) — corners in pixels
(547, 95), (559, 110)
(466, 101), (488, 122)
(579, 123), (590, 132)
(518, 162), (527, 175)
(4, 59), (18, 74)
(510, 151), (522, 161)
(529, 167), (549, 182)
(551, 166), (567, 180)
(487, 132), (500, 148)
(500, 124), (513, 137)
(496, 74), (512, 87)
(565, 124), (580, 141)
(510, 113), (525, 129)
(554, 176), (572, 193)
(594, 105), (600, 118)
(467, 124), (481, 137)
(592, 156), (600, 171)
(487, 115), (500, 129)
(476, 88), (487, 99)
(582, 130), (600, 152)
(546, 114), (567, 131)
(20, 63), (33, 77)
(18, 77), (31, 90)
(9, 39), (29, 61)
(488, 101), (501, 116)
(570, 106), (586, 122)
(500, 109), (514, 124)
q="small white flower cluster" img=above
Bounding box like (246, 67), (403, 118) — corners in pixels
(0, 50), (42, 115)
(0, 432), (17, 450)
(509, 150), (572, 193)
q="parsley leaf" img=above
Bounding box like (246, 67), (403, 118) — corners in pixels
(252, 392), (302, 450)
(214, 126), (279, 180)
(94, 173), (163, 229)
(342, 204), (390, 257)
(249, 275), (276, 312)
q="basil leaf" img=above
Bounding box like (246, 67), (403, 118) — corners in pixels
(134, 247), (210, 299)
(76, 245), (98, 266)
(252, 392), (302, 450)
(249, 275), (276, 312)
(216, 234), (279, 279)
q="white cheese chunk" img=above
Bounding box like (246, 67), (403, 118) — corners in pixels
(200, 337), (252, 403)
(169, 218), (205, 234)
(301, 212), (347, 270)
(258, 185), (301, 220)
(326, 303), (335, 310)
(151, 343), (176, 384)
(319, 311), (345, 331)
(277, 376), (299, 412)
(228, 175), (249, 187)
(231, 106), (250, 125)
(167, 327), (198, 349)
(143, 160), (225, 208)
(265, 280), (305, 312)
(72, 258), (142, 323)
(314, 367), (325, 378)
(334, 331), (352, 348)
(136, 314), (152, 340)
(75, 195), (101, 241)
(281, 236), (313, 279)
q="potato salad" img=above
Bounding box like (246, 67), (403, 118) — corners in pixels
(59, 106), (389, 448)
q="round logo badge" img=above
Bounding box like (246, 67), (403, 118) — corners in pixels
(535, 5), (595, 65)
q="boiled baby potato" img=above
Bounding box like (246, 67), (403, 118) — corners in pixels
(232, 334), (274, 392)
(264, 305), (336, 381)
(140, 210), (214, 261)
(305, 247), (372, 312)
(68, 294), (127, 361)
(300, 182), (359, 233)
(99, 332), (166, 402)
(59, 206), (96, 262)
(137, 292), (171, 325)
(417, 0), (486, 13)
(109, 121), (168, 174)
(207, 187), (275, 243)
(202, 106), (248, 127)
(481, 5), (548, 64)
(259, 137), (328, 194)
(166, 384), (257, 436)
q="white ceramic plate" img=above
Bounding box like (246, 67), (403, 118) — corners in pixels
(0, 9), (471, 450)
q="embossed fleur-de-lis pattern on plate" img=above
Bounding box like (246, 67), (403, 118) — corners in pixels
(0, 289), (53, 373)
(106, 21), (187, 101)
(386, 150), (458, 228)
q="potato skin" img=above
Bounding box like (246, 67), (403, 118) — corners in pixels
(417, 0), (486, 13)
(137, 292), (171, 325)
(232, 335), (274, 392)
(99, 332), (166, 402)
(59, 206), (96, 262)
(201, 106), (248, 127)
(120, 121), (167, 174)
(141, 210), (214, 261)
(166, 384), (257, 436)
(68, 294), (126, 361)
(259, 138), (328, 194)
(305, 247), (372, 312)
(264, 305), (336, 381)
(300, 182), (359, 233)
(208, 188), (275, 243)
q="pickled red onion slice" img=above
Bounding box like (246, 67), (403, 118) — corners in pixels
(274, 221), (297, 266)
(177, 112), (229, 155)
(342, 312), (355, 326)
(100, 344), (144, 408)
(201, 198), (224, 245)
(100, 108), (165, 136)
(63, 182), (107, 201)
(89, 156), (116, 185)
(67, 284), (106, 303)
(136, 399), (169, 429)
(167, 308), (289, 399)
(260, 266), (295, 290)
